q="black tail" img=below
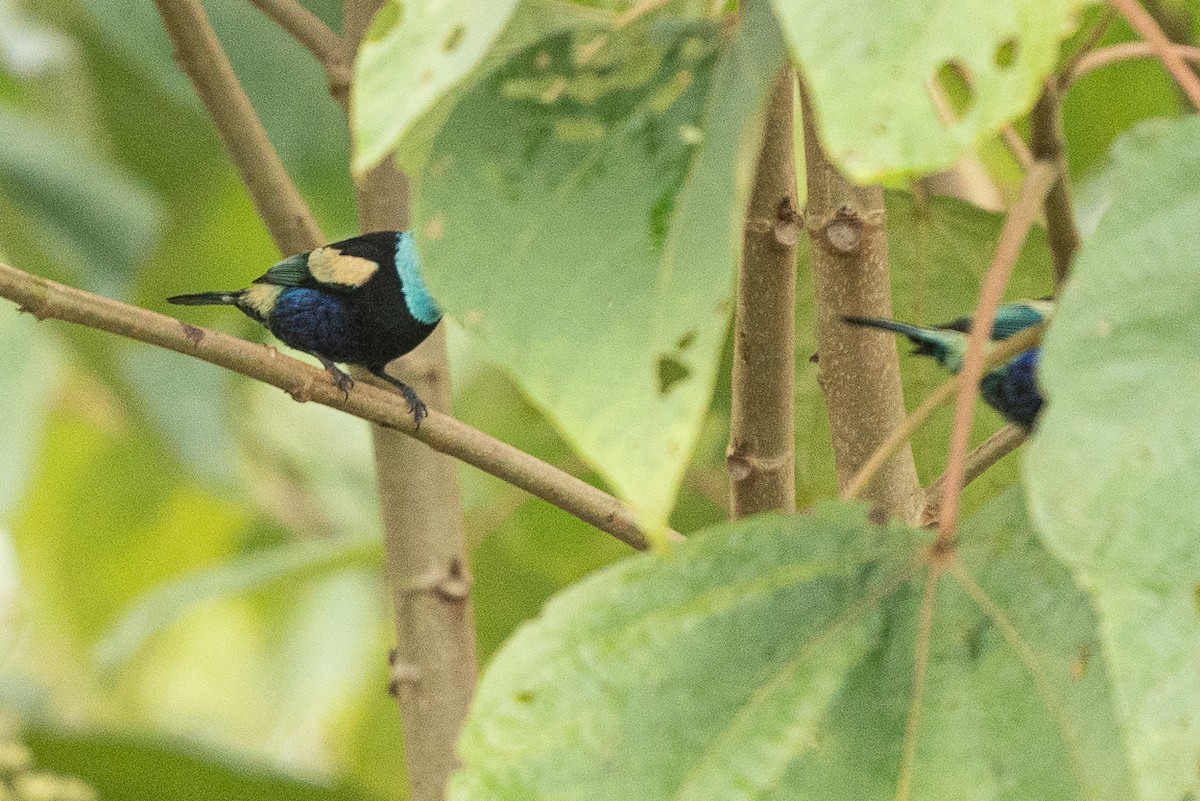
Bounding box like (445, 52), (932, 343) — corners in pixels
(167, 291), (239, 306)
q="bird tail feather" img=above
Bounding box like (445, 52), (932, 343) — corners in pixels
(166, 291), (240, 306)
(841, 315), (964, 371)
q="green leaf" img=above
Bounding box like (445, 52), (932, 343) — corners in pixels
(451, 493), (1133, 799)
(413, 5), (785, 531)
(352, 0), (521, 172)
(354, 0), (615, 174)
(1024, 116), (1200, 801)
(772, 0), (1093, 181)
(95, 535), (381, 672)
(25, 725), (370, 801)
(0, 106), (162, 295)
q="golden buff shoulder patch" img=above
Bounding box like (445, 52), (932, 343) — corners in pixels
(241, 283), (283, 317)
(307, 246), (379, 288)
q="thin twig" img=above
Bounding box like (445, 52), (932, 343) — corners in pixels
(1000, 126), (1035, 171)
(152, 0), (324, 255)
(839, 324), (1043, 502)
(728, 66), (798, 517)
(937, 161), (1056, 544)
(1066, 40), (1200, 85)
(247, 0), (351, 105)
(920, 425), (1026, 528)
(1029, 83), (1080, 290)
(0, 263), (677, 550)
(1058, 6), (1117, 83)
(1109, 0), (1200, 108)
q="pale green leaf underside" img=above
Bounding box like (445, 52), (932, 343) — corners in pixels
(352, 0), (520, 173)
(1025, 117), (1200, 801)
(772, 0), (1094, 182)
(94, 536), (381, 672)
(411, 8), (784, 530)
(451, 494), (1133, 799)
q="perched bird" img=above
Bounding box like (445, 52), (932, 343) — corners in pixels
(842, 299), (1052, 429)
(168, 231), (440, 425)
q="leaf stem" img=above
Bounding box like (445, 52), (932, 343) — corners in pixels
(920, 425), (1026, 528)
(936, 161), (1056, 545)
(247, 0), (352, 105)
(1109, 0), (1200, 108)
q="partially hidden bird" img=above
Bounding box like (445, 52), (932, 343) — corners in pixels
(842, 299), (1052, 430)
(168, 231), (440, 425)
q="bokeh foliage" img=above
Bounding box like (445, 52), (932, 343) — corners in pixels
(0, 0), (1196, 798)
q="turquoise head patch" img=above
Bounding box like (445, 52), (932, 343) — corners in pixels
(395, 232), (441, 325)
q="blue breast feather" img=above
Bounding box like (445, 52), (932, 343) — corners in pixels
(268, 287), (362, 363)
(394, 232), (441, 325)
(981, 348), (1043, 428)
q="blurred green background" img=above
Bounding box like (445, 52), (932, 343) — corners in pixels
(0, 0), (1192, 797)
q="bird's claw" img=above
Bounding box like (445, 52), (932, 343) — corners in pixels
(400, 385), (428, 430)
(319, 359), (355, 397)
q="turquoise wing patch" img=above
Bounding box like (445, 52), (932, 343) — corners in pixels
(256, 253), (311, 287)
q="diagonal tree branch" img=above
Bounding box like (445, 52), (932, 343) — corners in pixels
(728, 65), (798, 518)
(247, 0), (352, 105)
(921, 425), (1026, 528)
(1066, 41), (1200, 85)
(0, 263), (675, 551)
(1109, 0), (1200, 108)
(152, 0), (324, 254)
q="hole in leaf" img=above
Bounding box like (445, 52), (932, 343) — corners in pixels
(442, 24), (465, 52)
(365, 4), (401, 43)
(994, 38), (1017, 68)
(932, 60), (975, 119)
(657, 355), (690, 395)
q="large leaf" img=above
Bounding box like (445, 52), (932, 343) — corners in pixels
(1024, 116), (1200, 801)
(412, 5), (785, 532)
(351, 0), (521, 172)
(451, 492), (1133, 799)
(773, 0), (1093, 182)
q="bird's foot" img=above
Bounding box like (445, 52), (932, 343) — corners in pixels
(369, 367), (428, 429)
(398, 384), (428, 429)
(318, 357), (354, 397)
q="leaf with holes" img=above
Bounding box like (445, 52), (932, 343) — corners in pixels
(772, 0), (1094, 181)
(410, 5), (784, 533)
(352, 0), (521, 172)
(450, 492), (1133, 799)
(353, 0), (620, 174)
(1025, 116), (1200, 801)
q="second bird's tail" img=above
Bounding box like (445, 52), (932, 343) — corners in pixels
(842, 315), (965, 372)
(166, 291), (240, 306)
